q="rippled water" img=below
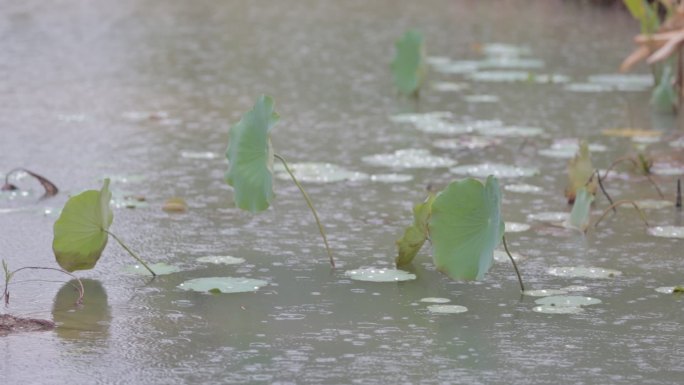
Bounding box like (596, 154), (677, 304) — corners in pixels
(2, 1), (683, 384)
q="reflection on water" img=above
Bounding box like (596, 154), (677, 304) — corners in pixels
(1, 0), (684, 384)
(52, 279), (111, 341)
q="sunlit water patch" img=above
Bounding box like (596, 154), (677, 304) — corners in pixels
(450, 163), (539, 178)
(432, 136), (501, 150)
(504, 183), (543, 194)
(493, 250), (526, 263)
(647, 226), (684, 239)
(505, 222), (531, 233)
(180, 151), (220, 160)
(587, 73), (653, 91)
(178, 277), (268, 293)
(654, 286), (684, 294)
(548, 266), (622, 279)
(344, 268), (416, 282)
(196, 255), (246, 265)
(523, 289), (569, 297)
(463, 94), (500, 103)
(538, 140), (607, 158)
(427, 305), (468, 314)
(431, 82), (470, 92)
(362, 149), (456, 169)
(528, 211), (569, 223)
(124, 263), (181, 276)
(420, 297), (451, 303)
(274, 162), (368, 183)
(476, 125), (544, 137)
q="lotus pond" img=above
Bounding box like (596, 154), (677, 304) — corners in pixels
(2, 1), (684, 384)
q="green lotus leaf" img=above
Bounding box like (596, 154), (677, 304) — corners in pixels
(53, 178), (113, 272)
(225, 95), (279, 212)
(565, 140), (596, 203)
(396, 192), (436, 266)
(566, 187), (594, 231)
(651, 65), (676, 113)
(428, 176), (505, 281)
(391, 30), (426, 96)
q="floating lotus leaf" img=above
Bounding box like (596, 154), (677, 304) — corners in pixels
(391, 30), (426, 96)
(196, 255), (246, 265)
(396, 193), (436, 266)
(427, 305), (468, 314)
(53, 179), (113, 272)
(225, 95), (278, 212)
(565, 140), (597, 203)
(428, 176), (504, 281)
(178, 277), (268, 294)
(420, 297), (451, 303)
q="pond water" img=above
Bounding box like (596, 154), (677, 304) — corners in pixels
(2, 0), (684, 384)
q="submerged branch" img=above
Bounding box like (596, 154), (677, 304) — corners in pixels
(274, 153), (335, 268)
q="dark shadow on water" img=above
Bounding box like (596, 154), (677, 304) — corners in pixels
(52, 279), (111, 341)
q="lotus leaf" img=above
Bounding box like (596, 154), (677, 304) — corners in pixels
(428, 176), (505, 280)
(53, 179), (113, 272)
(225, 95), (278, 212)
(396, 193), (436, 266)
(565, 141), (597, 203)
(391, 30), (426, 96)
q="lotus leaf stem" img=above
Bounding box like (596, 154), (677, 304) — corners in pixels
(274, 153), (334, 268)
(502, 236), (525, 293)
(105, 230), (157, 277)
(594, 200), (650, 229)
(3, 266), (84, 306)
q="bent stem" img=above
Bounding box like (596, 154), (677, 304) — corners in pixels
(104, 230), (157, 277)
(602, 158), (664, 199)
(274, 153), (335, 268)
(593, 200), (650, 229)
(590, 169), (615, 212)
(3, 265), (84, 306)
(502, 236), (525, 293)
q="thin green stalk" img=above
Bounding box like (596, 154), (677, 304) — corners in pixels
(105, 230), (157, 277)
(274, 153), (334, 268)
(502, 236), (525, 293)
(4, 265), (84, 306)
(593, 200), (650, 229)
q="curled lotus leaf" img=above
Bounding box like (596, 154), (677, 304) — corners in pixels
(391, 30), (426, 96)
(225, 95), (278, 212)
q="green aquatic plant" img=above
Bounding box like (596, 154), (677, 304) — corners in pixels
(225, 95), (334, 267)
(2, 260), (84, 308)
(391, 30), (426, 97)
(52, 179), (156, 276)
(395, 192), (435, 266)
(565, 187), (595, 232)
(565, 141), (597, 204)
(396, 176), (524, 291)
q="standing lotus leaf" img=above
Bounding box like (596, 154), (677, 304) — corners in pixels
(565, 140), (597, 203)
(396, 192), (436, 266)
(391, 30), (426, 96)
(565, 187), (594, 231)
(225, 95), (279, 212)
(53, 179), (113, 272)
(428, 176), (505, 281)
